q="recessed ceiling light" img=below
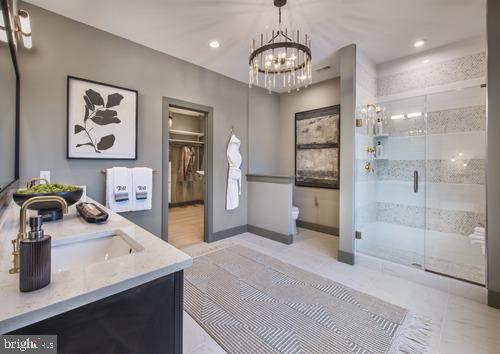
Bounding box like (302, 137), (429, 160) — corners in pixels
(423, 59), (430, 64)
(414, 39), (425, 48)
(209, 40), (220, 49)
(390, 114), (405, 120)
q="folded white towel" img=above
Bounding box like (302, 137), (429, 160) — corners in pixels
(469, 233), (485, 242)
(106, 167), (133, 213)
(474, 226), (485, 234)
(132, 167), (153, 211)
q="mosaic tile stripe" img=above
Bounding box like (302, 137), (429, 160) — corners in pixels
(375, 202), (485, 235)
(375, 159), (485, 185)
(377, 52), (486, 97)
(357, 63), (377, 97)
(427, 105), (486, 134)
(375, 160), (425, 181)
(427, 159), (485, 185)
(426, 207), (485, 236)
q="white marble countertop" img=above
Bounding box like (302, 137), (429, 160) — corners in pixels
(0, 198), (192, 333)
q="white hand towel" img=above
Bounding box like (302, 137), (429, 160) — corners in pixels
(132, 167), (153, 211)
(106, 167), (133, 213)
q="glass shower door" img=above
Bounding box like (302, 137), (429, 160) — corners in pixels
(355, 96), (427, 268)
(424, 86), (487, 284)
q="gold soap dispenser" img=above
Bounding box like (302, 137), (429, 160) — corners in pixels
(19, 215), (51, 292)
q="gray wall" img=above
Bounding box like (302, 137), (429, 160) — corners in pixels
(18, 3), (276, 236)
(248, 89), (280, 174)
(487, 0), (500, 308)
(278, 78), (341, 229)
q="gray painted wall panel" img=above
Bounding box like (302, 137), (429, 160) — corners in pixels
(17, 3), (276, 237)
(248, 180), (293, 236)
(278, 78), (341, 229)
(338, 44), (357, 264)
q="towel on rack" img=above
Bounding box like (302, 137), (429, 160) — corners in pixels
(178, 146), (196, 182)
(132, 167), (153, 211)
(106, 167), (133, 213)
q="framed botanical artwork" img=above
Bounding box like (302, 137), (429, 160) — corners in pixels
(67, 76), (138, 160)
(295, 105), (340, 189)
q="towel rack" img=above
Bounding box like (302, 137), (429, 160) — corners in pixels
(100, 169), (158, 174)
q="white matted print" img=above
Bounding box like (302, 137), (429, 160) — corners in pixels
(67, 76), (138, 159)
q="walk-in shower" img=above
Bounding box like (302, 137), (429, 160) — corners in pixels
(355, 85), (486, 285)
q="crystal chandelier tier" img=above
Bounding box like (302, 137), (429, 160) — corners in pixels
(249, 0), (312, 93)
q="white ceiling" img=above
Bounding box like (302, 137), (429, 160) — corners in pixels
(26, 0), (486, 91)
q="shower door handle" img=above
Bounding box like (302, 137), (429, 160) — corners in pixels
(413, 171), (419, 193)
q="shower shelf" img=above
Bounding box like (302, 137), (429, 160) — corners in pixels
(169, 129), (204, 137)
(374, 134), (389, 138)
(374, 157), (388, 160)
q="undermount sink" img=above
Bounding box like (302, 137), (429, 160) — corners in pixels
(52, 230), (144, 273)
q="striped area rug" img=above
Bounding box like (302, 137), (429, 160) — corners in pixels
(184, 245), (431, 354)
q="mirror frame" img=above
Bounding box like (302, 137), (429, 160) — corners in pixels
(0, 0), (20, 210)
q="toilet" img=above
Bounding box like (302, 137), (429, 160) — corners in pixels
(292, 206), (300, 235)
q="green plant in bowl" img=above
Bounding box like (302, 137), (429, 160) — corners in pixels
(17, 183), (81, 195)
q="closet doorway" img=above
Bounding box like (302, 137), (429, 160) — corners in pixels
(162, 98), (213, 249)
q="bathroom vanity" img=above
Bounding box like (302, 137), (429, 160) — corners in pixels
(0, 198), (192, 353)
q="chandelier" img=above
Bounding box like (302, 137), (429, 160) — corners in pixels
(249, 0), (312, 93)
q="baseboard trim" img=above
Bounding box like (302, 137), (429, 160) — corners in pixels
(488, 290), (500, 309)
(247, 225), (293, 245)
(210, 225), (248, 242)
(169, 200), (204, 208)
(338, 250), (354, 265)
(297, 220), (339, 236)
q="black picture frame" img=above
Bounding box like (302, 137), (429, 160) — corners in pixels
(295, 105), (340, 189)
(66, 76), (138, 160)
(0, 0), (20, 213)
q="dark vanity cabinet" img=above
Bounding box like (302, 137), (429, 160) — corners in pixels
(10, 271), (184, 354)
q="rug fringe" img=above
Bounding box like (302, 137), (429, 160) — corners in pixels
(390, 313), (433, 354)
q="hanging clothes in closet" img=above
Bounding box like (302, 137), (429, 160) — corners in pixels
(177, 145), (196, 182)
(226, 133), (242, 210)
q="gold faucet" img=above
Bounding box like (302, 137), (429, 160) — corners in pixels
(9, 196), (68, 274)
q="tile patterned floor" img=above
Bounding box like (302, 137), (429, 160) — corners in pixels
(183, 228), (500, 354)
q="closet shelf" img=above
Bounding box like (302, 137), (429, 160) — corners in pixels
(169, 129), (204, 137)
(170, 139), (205, 145)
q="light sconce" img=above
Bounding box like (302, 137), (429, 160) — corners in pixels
(15, 9), (32, 48)
(0, 8), (33, 48)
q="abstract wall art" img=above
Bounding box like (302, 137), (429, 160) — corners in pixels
(295, 105), (340, 189)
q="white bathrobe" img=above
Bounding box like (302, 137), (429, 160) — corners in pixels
(226, 134), (242, 210)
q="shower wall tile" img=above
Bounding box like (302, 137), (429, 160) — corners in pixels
(376, 159), (485, 185)
(427, 105), (486, 134)
(426, 208), (485, 236)
(356, 202), (377, 228)
(426, 132), (486, 161)
(357, 62), (377, 97)
(384, 117), (426, 137)
(376, 202), (485, 236)
(426, 159), (485, 185)
(377, 52), (486, 97)
(375, 160), (425, 181)
(426, 183), (486, 213)
(383, 136), (426, 160)
(376, 203), (425, 229)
